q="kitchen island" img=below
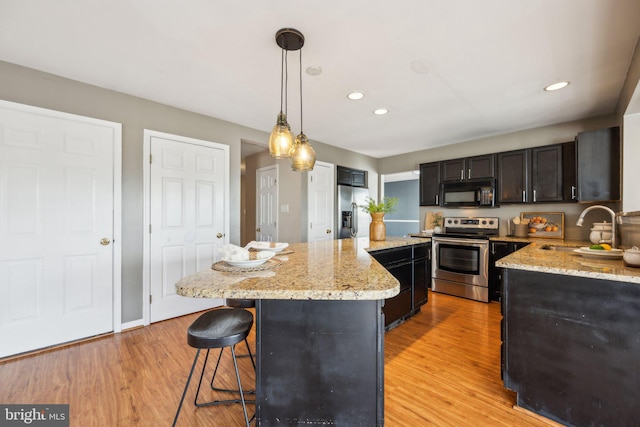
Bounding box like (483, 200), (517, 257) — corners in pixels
(176, 237), (426, 426)
(497, 241), (640, 426)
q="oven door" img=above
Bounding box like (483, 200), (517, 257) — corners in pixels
(432, 237), (489, 287)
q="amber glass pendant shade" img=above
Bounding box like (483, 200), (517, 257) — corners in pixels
(268, 112), (294, 158)
(289, 132), (316, 172)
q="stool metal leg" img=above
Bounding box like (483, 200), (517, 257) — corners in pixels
(174, 346), (254, 427)
(231, 345), (251, 427)
(210, 338), (256, 395)
(172, 348), (201, 427)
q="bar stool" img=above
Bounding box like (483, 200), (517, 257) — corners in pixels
(172, 308), (254, 427)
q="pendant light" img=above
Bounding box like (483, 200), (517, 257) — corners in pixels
(268, 29), (303, 159)
(268, 47), (293, 158)
(288, 32), (316, 172)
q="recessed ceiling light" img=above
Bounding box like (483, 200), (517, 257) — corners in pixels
(544, 81), (570, 91)
(306, 66), (322, 76)
(347, 91), (364, 100)
(373, 108), (389, 115)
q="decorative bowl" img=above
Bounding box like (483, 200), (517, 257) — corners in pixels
(623, 246), (640, 267)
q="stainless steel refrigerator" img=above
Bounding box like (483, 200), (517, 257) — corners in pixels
(337, 185), (370, 239)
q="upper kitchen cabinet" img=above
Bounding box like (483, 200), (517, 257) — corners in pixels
(530, 145), (564, 202)
(498, 144), (565, 204)
(497, 149), (529, 204)
(441, 154), (495, 182)
(419, 162), (441, 206)
(337, 165), (367, 187)
(574, 127), (621, 202)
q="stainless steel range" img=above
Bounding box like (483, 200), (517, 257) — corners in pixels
(431, 217), (499, 303)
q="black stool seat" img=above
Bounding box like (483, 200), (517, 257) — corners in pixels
(188, 308), (253, 349)
(225, 298), (256, 309)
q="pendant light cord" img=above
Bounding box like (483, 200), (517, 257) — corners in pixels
(284, 50), (289, 118)
(279, 48), (284, 114)
(299, 49), (303, 133)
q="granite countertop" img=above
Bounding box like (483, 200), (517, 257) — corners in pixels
(496, 239), (640, 284)
(175, 236), (430, 301)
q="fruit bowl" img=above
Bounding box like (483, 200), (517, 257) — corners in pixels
(530, 222), (547, 230)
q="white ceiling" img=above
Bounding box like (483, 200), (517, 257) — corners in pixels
(1, 0), (639, 158)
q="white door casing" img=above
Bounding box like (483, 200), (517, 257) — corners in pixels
(256, 165), (278, 242)
(308, 161), (335, 242)
(0, 100), (122, 358)
(143, 131), (228, 324)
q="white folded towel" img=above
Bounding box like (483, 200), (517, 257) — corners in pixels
(219, 244), (250, 261)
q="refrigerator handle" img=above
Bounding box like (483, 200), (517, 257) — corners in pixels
(351, 202), (358, 237)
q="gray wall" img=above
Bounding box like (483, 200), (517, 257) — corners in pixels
(384, 180), (420, 236)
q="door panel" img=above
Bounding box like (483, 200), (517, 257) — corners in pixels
(149, 135), (226, 323)
(308, 161), (334, 241)
(256, 166), (277, 241)
(0, 102), (119, 358)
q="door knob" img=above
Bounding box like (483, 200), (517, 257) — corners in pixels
(100, 238), (111, 246)
(326, 229), (332, 234)
(256, 227), (261, 232)
(216, 233), (224, 238)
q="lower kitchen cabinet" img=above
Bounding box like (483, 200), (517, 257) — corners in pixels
(371, 242), (431, 329)
(489, 240), (529, 301)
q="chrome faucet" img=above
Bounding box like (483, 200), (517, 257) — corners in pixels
(576, 205), (617, 248)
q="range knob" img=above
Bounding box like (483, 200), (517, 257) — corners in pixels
(489, 220), (495, 225)
(482, 220), (487, 225)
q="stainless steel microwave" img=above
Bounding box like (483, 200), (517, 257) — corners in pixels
(440, 179), (496, 208)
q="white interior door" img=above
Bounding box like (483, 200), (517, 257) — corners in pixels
(256, 165), (278, 242)
(308, 161), (335, 242)
(148, 132), (227, 323)
(0, 101), (120, 358)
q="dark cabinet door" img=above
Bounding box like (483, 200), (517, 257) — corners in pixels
(531, 145), (563, 202)
(412, 244), (431, 308)
(441, 158), (465, 182)
(337, 166), (353, 186)
(489, 241), (529, 301)
(562, 141), (577, 202)
(419, 162), (441, 206)
(497, 149), (529, 204)
(467, 154), (495, 180)
(489, 241), (511, 301)
(382, 260), (413, 327)
(441, 154), (495, 182)
(351, 169), (366, 187)
(576, 127), (620, 202)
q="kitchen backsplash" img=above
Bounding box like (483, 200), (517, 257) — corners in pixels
(419, 202), (622, 242)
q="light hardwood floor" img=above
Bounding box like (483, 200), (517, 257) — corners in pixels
(0, 291), (556, 426)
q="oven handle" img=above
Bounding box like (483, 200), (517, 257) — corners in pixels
(433, 237), (489, 246)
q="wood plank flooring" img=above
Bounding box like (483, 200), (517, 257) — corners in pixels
(0, 291), (557, 426)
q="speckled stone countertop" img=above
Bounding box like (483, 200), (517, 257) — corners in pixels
(496, 239), (640, 284)
(175, 236), (431, 301)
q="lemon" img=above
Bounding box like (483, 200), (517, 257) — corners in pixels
(600, 243), (612, 251)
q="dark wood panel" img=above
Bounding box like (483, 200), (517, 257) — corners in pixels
(503, 269), (640, 426)
(256, 300), (383, 426)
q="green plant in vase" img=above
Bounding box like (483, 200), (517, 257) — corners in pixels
(360, 197), (398, 241)
(360, 196), (398, 214)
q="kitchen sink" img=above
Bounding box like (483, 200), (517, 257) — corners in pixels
(540, 245), (580, 252)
